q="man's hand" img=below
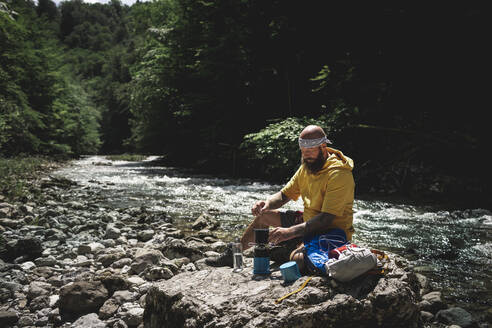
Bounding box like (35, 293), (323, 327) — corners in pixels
(268, 227), (293, 245)
(251, 200), (268, 217)
(251, 192), (291, 217)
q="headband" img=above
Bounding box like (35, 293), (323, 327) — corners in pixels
(298, 136), (332, 148)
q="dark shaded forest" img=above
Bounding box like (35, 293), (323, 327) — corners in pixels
(1, 0), (490, 208)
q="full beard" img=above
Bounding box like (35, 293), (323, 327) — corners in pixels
(301, 150), (326, 174)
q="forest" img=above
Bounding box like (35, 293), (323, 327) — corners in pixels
(1, 0), (490, 208)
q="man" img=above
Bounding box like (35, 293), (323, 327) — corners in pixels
(207, 125), (355, 271)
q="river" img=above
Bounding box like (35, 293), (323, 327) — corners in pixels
(53, 155), (492, 321)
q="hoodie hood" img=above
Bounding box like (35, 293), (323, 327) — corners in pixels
(317, 147), (354, 173)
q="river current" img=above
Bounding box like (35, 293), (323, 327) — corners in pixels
(54, 155), (492, 319)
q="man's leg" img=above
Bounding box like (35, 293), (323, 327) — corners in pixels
(240, 210), (282, 251)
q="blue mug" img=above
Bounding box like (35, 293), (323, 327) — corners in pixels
(279, 261), (301, 283)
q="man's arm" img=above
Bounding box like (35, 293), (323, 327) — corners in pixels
(268, 212), (335, 244)
(252, 191), (291, 217)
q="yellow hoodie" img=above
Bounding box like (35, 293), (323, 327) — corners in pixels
(281, 147), (355, 240)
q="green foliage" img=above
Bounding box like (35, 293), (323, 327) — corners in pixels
(240, 117), (325, 180)
(105, 153), (146, 161)
(1, 0), (101, 157)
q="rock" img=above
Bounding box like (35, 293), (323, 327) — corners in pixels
(0, 279), (23, 293)
(99, 298), (120, 319)
(191, 213), (219, 231)
(19, 204), (34, 215)
(27, 281), (52, 300)
(98, 251), (126, 267)
(0, 218), (19, 228)
(436, 307), (475, 328)
(121, 306), (145, 327)
(17, 314), (35, 327)
(0, 207), (12, 218)
(109, 290), (132, 303)
(419, 291), (448, 314)
(420, 310), (434, 322)
(29, 295), (50, 311)
(20, 261), (36, 271)
(414, 273), (429, 296)
(105, 224), (121, 239)
(1, 237), (43, 261)
(160, 243), (203, 262)
(127, 276), (146, 286)
(49, 294), (59, 307)
(191, 213), (209, 230)
(34, 255), (57, 267)
(72, 313), (106, 328)
(100, 275), (130, 296)
(209, 241), (227, 253)
(131, 248), (164, 274)
(67, 201), (85, 210)
(137, 229), (155, 242)
(77, 242), (105, 255)
(112, 258), (132, 269)
(144, 266), (174, 281)
(0, 310), (19, 327)
(58, 281), (109, 320)
(0, 287), (11, 302)
(113, 318), (129, 328)
(144, 266), (420, 328)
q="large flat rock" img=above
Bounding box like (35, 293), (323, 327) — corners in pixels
(144, 259), (421, 328)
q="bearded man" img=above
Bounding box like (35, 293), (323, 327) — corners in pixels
(207, 125), (355, 272)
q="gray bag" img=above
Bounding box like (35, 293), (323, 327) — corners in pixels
(324, 246), (378, 282)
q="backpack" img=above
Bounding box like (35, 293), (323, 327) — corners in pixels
(324, 245), (378, 282)
(303, 229), (378, 282)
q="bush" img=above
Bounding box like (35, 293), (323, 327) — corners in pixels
(240, 117), (327, 181)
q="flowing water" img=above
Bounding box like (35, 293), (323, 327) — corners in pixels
(54, 155), (492, 321)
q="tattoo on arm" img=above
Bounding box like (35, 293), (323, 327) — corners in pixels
(288, 212), (335, 239)
(267, 192), (291, 209)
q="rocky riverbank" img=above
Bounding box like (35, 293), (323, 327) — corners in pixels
(0, 172), (486, 327)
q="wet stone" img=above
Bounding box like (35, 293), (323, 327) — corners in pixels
(0, 310), (19, 326)
(436, 307), (475, 328)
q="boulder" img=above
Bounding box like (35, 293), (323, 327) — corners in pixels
(144, 265), (421, 328)
(0, 310), (19, 327)
(436, 307), (476, 328)
(0, 237), (43, 262)
(58, 281), (108, 320)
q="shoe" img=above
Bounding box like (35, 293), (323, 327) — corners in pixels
(205, 244), (233, 267)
